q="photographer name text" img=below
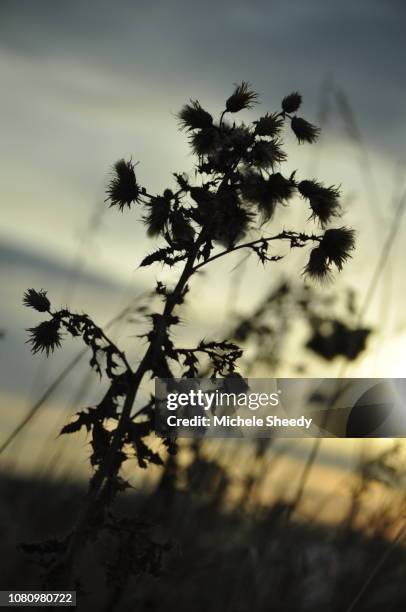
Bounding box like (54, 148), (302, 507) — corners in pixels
(166, 414), (312, 429)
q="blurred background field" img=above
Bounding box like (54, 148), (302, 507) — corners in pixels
(1, 1), (406, 609)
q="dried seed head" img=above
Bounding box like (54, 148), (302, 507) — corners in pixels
(254, 112), (284, 137)
(27, 319), (62, 356)
(241, 171), (294, 221)
(291, 117), (320, 144)
(226, 126), (253, 155)
(299, 180), (341, 227)
(282, 92), (302, 113)
(143, 195), (171, 237)
(106, 159), (140, 211)
(321, 227), (356, 270)
(212, 189), (252, 247)
(249, 139), (287, 169)
(23, 289), (51, 312)
(303, 246), (331, 281)
(178, 100), (213, 131)
(190, 127), (220, 156)
(226, 82), (258, 113)
(266, 173), (295, 203)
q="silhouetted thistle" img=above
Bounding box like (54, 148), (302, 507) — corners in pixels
(214, 206), (252, 247)
(213, 190), (253, 247)
(266, 172), (296, 203)
(27, 319), (62, 356)
(240, 172), (276, 216)
(23, 288), (50, 312)
(170, 211), (195, 246)
(304, 227), (355, 280)
(241, 171), (295, 221)
(190, 127), (220, 156)
(254, 112), (284, 137)
(107, 159), (141, 211)
(291, 117), (320, 144)
(249, 139), (287, 168)
(320, 227), (356, 270)
(143, 192), (172, 237)
(303, 246), (331, 281)
(23, 82), (356, 594)
(226, 81), (258, 113)
(282, 92), (302, 113)
(225, 126), (253, 156)
(178, 100), (213, 131)
(298, 180), (341, 227)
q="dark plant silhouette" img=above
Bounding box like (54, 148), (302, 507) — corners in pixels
(23, 83), (355, 594)
(229, 280), (371, 373)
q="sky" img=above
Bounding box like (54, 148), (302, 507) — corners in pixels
(1, 0), (406, 254)
(0, 0), (406, 480)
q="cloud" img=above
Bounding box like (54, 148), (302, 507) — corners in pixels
(2, 0), (405, 168)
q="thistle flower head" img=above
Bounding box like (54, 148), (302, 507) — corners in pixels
(303, 246), (331, 282)
(190, 127), (220, 156)
(241, 171), (294, 221)
(178, 100), (213, 131)
(282, 92), (302, 113)
(254, 112), (284, 137)
(226, 82), (258, 113)
(320, 227), (356, 270)
(106, 159), (140, 211)
(249, 139), (287, 169)
(213, 190), (252, 248)
(291, 117), (320, 144)
(23, 289), (51, 313)
(143, 194), (171, 237)
(266, 172), (295, 203)
(299, 180), (341, 227)
(226, 126), (253, 155)
(240, 171), (270, 205)
(27, 319), (62, 356)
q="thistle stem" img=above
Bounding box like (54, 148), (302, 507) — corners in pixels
(193, 231), (321, 272)
(60, 229), (207, 586)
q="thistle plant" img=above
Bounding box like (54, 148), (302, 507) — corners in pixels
(23, 82), (355, 591)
